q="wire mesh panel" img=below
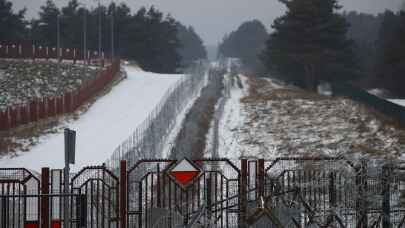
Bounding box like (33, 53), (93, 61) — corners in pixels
(106, 61), (209, 172)
(263, 157), (358, 227)
(127, 159), (240, 228)
(0, 168), (40, 228)
(71, 166), (119, 228)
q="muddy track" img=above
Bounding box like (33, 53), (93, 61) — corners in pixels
(169, 69), (225, 159)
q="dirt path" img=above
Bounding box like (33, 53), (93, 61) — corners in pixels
(169, 68), (225, 159)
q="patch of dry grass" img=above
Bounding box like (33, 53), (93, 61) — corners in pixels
(235, 77), (405, 159)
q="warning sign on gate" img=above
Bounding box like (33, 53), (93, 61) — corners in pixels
(168, 158), (201, 188)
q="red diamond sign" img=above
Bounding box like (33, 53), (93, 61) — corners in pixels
(168, 159), (201, 188)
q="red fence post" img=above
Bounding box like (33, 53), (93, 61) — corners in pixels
(240, 159), (248, 228)
(48, 98), (55, 117)
(120, 160), (127, 228)
(38, 99), (46, 119)
(72, 92), (78, 110)
(64, 93), (70, 113)
(6, 108), (10, 130)
(257, 159), (265, 198)
(16, 106), (21, 126)
(0, 109), (6, 130)
(10, 107), (17, 128)
(29, 100), (35, 122)
(56, 97), (63, 115)
(21, 105), (28, 124)
(41, 167), (50, 228)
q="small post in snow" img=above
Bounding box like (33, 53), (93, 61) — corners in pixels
(64, 128), (76, 228)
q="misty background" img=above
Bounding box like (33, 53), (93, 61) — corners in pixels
(11, 0), (405, 46)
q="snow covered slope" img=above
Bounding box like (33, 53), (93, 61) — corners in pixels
(218, 75), (405, 160)
(0, 66), (183, 171)
(388, 99), (405, 107)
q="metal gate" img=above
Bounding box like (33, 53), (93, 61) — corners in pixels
(260, 157), (358, 228)
(0, 168), (40, 228)
(3, 157), (405, 228)
(71, 165), (120, 228)
(125, 159), (241, 228)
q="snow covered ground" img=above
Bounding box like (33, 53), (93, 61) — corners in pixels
(0, 66), (183, 171)
(218, 75), (405, 160)
(388, 99), (405, 107)
(217, 74), (249, 160)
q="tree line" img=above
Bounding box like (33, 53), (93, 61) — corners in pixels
(0, 0), (207, 73)
(219, 0), (405, 98)
(218, 20), (268, 74)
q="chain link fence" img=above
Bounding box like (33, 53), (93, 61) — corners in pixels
(105, 61), (208, 171)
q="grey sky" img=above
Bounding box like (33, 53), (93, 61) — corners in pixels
(11, 0), (404, 45)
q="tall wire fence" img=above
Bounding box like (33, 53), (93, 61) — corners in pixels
(105, 61), (208, 171)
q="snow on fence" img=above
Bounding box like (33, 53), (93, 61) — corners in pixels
(105, 61), (208, 171)
(0, 42), (109, 64)
(0, 59), (120, 131)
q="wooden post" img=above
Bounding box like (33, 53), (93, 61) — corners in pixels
(41, 167), (50, 228)
(120, 160), (127, 228)
(240, 159), (248, 228)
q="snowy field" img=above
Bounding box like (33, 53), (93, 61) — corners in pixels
(0, 66), (183, 171)
(388, 99), (405, 107)
(218, 75), (405, 160)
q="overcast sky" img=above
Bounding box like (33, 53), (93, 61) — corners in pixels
(11, 0), (405, 45)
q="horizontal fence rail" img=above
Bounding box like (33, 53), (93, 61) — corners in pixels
(105, 61), (208, 172)
(0, 59), (120, 132)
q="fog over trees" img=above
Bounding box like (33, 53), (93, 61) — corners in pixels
(0, 0), (207, 73)
(218, 20), (268, 74)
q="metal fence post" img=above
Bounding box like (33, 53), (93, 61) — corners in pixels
(257, 159), (265, 199)
(240, 159), (248, 228)
(382, 164), (391, 228)
(329, 172), (336, 208)
(157, 164), (161, 208)
(41, 167), (50, 228)
(356, 161), (368, 228)
(77, 194), (87, 228)
(1, 195), (7, 228)
(120, 160), (127, 228)
(206, 176), (212, 222)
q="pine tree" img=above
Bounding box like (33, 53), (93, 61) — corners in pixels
(218, 20), (268, 73)
(60, 0), (81, 49)
(29, 1), (183, 73)
(376, 11), (405, 97)
(112, 3), (132, 56)
(177, 24), (207, 68)
(261, 0), (358, 90)
(32, 0), (60, 46)
(0, 0), (26, 42)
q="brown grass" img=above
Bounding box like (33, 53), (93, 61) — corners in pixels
(240, 77), (327, 104)
(238, 76), (405, 158)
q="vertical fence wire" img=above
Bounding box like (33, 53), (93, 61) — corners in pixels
(105, 61), (209, 172)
